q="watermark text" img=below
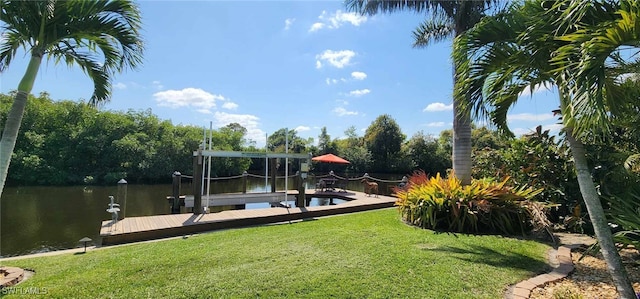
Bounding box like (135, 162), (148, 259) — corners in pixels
(1, 286), (49, 295)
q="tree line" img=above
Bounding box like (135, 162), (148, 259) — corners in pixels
(0, 92), (454, 186)
(0, 92), (252, 185)
(4, 91), (636, 192)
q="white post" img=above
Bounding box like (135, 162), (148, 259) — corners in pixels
(206, 121), (213, 211)
(265, 133), (268, 193)
(285, 128), (289, 206)
(200, 127), (206, 197)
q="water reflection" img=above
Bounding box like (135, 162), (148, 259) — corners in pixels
(0, 174), (401, 257)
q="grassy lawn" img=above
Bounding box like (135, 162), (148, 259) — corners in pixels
(2, 209), (550, 298)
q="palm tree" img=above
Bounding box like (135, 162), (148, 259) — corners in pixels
(345, 0), (502, 185)
(453, 1), (640, 297)
(0, 0), (144, 198)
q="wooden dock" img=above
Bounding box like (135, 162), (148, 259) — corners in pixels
(100, 190), (396, 246)
(183, 192), (287, 207)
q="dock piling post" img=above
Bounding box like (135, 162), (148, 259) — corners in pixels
(172, 171), (181, 214)
(295, 171), (305, 207)
(193, 151), (203, 214)
(270, 158), (277, 193)
(117, 179), (127, 219)
(242, 171), (248, 194)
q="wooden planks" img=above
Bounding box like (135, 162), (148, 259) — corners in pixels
(100, 190), (396, 246)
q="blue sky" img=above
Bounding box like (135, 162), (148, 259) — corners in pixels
(0, 1), (562, 147)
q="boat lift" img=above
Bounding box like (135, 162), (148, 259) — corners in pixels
(191, 149), (312, 214)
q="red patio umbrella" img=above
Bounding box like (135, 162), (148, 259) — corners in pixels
(311, 153), (350, 164)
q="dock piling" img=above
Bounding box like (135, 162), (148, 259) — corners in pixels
(193, 151), (203, 214)
(117, 179), (127, 219)
(172, 171), (181, 214)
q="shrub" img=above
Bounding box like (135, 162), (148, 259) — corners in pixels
(395, 170), (548, 235)
(605, 184), (640, 250)
(473, 126), (581, 227)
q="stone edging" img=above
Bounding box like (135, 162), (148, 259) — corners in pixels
(0, 266), (25, 288)
(505, 245), (576, 299)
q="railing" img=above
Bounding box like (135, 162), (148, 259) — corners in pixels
(168, 171), (407, 214)
(177, 171), (406, 184)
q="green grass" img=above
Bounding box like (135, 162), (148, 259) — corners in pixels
(2, 209), (550, 298)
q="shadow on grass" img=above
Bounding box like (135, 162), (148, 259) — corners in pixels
(427, 243), (550, 273)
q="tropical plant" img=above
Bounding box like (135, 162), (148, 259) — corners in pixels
(606, 187), (640, 250)
(473, 126), (581, 220)
(395, 170), (546, 235)
(0, 0), (144, 196)
(345, 0), (503, 185)
(453, 0), (640, 296)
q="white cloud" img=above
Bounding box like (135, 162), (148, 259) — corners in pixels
(616, 73), (640, 83)
(295, 126), (311, 132)
(336, 99), (349, 106)
(333, 107), (358, 116)
(543, 123), (564, 133)
(325, 77), (347, 85)
(196, 108), (212, 114)
(423, 102), (453, 112)
(309, 10), (367, 32)
(349, 89), (370, 97)
(309, 22), (325, 32)
(426, 122), (446, 127)
(511, 127), (531, 136)
(153, 88), (225, 113)
(222, 101), (238, 110)
(284, 18), (295, 30)
(113, 82), (127, 90)
(213, 111), (265, 144)
(508, 113), (555, 122)
(351, 71), (367, 80)
(152, 80), (164, 90)
(330, 10), (367, 27)
(512, 123), (563, 136)
(315, 50), (356, 69)
(519, 84), (552, 97)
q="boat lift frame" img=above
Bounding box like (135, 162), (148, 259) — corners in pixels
(192, 149), (312, 214)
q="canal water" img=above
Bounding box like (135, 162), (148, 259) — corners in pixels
(0, 175), (402, 257)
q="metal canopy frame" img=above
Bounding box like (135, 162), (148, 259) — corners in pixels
(194, 150), (311, 160)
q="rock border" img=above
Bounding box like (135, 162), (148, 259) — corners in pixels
(505, 245), (577, 299)
(0, 266), (25, 289)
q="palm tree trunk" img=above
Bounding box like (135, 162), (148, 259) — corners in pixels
(0, 91), (28, 194)
(452, 97), (472, 185)
(565, 128), (636, 299)
(0, 54), (42, 197)
(452, 15), (473, 186)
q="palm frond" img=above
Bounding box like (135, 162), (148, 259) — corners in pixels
(0, 0), (143, 105)
(345, 0), (443, 16)
(453, 1), (542, 132)
(0, 30), (25, 72)
(552, 0), (640, 137)
(412, 18), (453, 48)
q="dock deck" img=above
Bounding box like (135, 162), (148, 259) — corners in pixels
(100, 190), (396, 246)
